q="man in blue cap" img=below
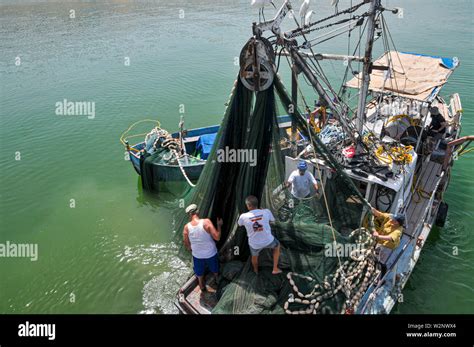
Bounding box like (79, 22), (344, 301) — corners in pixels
(285, 161), (319, 199)
(371, 207), (405, 249)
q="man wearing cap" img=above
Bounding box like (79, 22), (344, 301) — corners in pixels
(371, 207), (405, 249)
(427, 106), (447, 137)
(183, 204), (222, 292)
(286, 161), (319, 199)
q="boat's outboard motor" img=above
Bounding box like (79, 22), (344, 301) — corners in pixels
(239, 37), (275, 92)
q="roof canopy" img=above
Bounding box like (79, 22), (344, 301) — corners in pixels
(345, 51), (459, 101)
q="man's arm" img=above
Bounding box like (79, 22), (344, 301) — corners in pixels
(373, 228), (402, 243)
(308, 171), (319, 191)
(435, 121), (447, 132)
(204, 219), (221, 241)
(372, 231), (393, 242)
(267, 209), (276, 226)
(237, 214), (244, 227)
(371, 207), (383, 218)
(183, 225), (191, 251)
(286, 172), (295, 188)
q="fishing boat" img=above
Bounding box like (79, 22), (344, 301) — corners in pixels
(122, 115), (311, 191)
(168, 0), (472, 314)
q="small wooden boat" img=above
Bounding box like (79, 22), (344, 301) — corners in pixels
(122, 115), (300, 191)
(126, 124), (218, 177)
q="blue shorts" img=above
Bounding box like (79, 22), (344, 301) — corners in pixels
(193, 253), (219, 277)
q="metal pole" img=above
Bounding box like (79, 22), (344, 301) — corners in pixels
(291, 64), (299, 156)
(356, 0), (380, 134)
(290, 47), (356, 143)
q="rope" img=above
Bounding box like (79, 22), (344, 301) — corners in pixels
(410, 173), (431, 204)
(120, 119), (197, 187)
(297, 16), (365, 46)
(282, 58), (383, 311)
(287, 0), (368, 39)
(284, 227), (380, 314)
(171, 149), (197, 188)
(459, 147), (474, 156)
(374, 144), (413, 165)
(120, 119), (161, 146)
(288, 59), (378, 308)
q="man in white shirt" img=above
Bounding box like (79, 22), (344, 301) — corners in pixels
(286, 161), (319, 199)
(238, 195), (282, 275)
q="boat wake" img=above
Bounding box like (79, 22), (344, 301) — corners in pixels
(117, 242), (191, 314)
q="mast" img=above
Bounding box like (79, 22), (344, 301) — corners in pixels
(355, 0), (381, 134)
(291, 63), (299, 156)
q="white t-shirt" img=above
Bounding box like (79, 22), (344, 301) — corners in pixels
(288, 169), (317, 199)
(238, 209), (275, 250)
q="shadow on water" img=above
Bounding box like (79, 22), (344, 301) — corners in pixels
(135, 176), (193, 209)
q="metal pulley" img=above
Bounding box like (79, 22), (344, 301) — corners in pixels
(239, 37), (275, 92)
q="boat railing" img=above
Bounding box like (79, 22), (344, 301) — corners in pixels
(443, 136), (474, 171)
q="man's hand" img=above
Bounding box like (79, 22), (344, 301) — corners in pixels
(372, 230), (379, 238)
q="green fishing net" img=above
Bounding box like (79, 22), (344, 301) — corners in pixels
(174, 74), (373, 314)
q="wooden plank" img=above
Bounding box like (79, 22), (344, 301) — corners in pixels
(185, 286), (217, 314)
(404, 161), (442, 237)
(380, 234), (412, 268)
(183, 275), (218, 314)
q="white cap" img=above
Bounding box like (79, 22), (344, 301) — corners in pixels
(185, 204), (198, 214)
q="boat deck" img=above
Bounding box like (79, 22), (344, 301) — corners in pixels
(378, 159), (442, 266)
(405, 160), (442, 236)
(176, 274), (218, 314)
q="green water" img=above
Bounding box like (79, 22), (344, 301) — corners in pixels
(0, 0), (472, 314)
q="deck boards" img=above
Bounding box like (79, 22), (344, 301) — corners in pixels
(405, 160), (442, 236)
(183, 275), (218, 314)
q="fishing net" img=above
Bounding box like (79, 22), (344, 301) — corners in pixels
(174, 73), (379, 314)
(140, 148), (203, 193)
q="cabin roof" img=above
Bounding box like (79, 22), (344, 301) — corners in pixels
(345, 51), (459, 101)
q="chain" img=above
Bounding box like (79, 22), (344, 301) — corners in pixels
(286, 0), (368, 39)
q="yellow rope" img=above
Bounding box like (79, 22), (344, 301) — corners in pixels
(410, 173), (431, 204)
(374, 145), (413, 165)
(386, 114), (419, 127)
(458, 147), (474, 157)
(120, 119), (161, 146)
